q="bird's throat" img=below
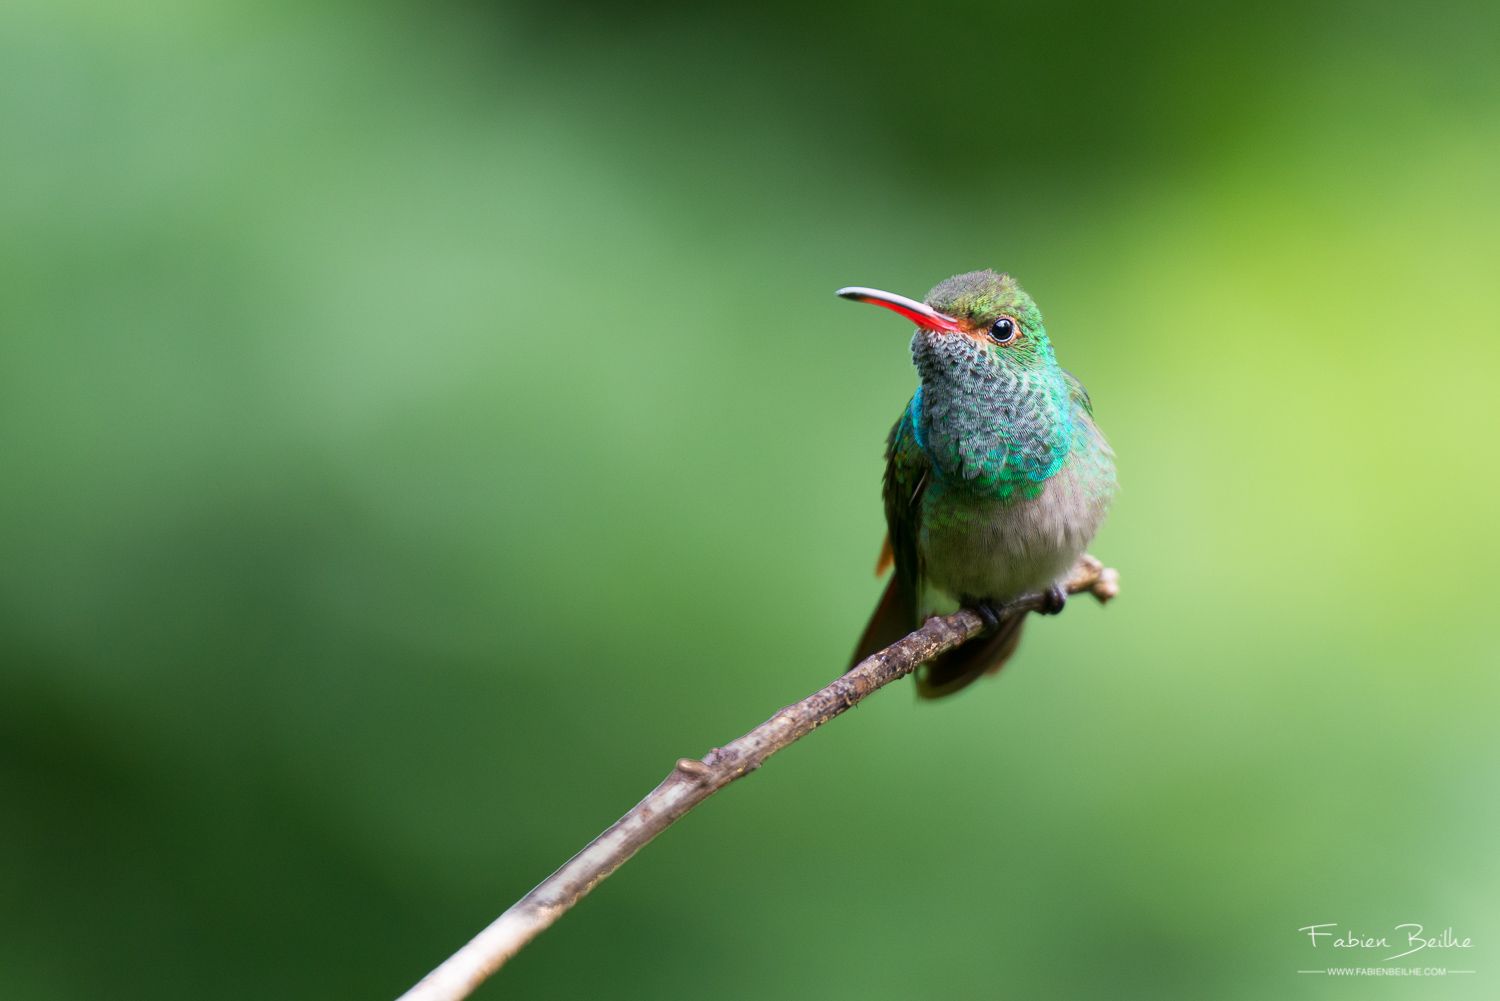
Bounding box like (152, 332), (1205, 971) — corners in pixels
(911, 335), (1072, 494)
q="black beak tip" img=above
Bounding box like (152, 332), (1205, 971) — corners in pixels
(835, 287), (864, 301)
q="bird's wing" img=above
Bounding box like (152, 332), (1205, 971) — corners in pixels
(1061, 368), (1094, 416)
(881, 401), (928, 595)
(849, 401), (927, 666)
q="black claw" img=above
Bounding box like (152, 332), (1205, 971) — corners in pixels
(975, 601), (1004, 632)
(1040, 585), (1067, 615)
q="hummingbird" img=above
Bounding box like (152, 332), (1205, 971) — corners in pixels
(841, 270), (1116, 698)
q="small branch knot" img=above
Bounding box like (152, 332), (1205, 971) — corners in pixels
(1092, 567), (1120, 602)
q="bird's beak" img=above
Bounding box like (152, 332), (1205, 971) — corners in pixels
(836, 286), (965, 333)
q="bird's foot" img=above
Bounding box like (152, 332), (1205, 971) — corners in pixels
(1039, 584), (1067, 616)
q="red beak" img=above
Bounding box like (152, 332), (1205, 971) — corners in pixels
(836, 286), (965, 333)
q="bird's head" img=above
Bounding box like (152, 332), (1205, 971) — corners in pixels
(837, 270), (1059, 389)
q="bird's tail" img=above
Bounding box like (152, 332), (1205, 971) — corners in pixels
(848, 577), (1027, 699)
(913, 613), (1025, 699)
(848, 575), (911, 669)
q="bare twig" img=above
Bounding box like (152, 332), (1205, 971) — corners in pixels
(397, 556), (1120, 1001)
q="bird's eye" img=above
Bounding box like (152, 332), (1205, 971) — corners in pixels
(987, 316), (1019, 344)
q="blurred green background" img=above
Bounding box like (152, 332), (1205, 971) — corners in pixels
(3, 0), (1498, 998)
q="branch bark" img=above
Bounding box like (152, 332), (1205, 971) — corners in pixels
(397, 555), (1120, 1001)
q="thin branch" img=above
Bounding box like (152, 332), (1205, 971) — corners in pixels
(397, 556), (1120, 1001)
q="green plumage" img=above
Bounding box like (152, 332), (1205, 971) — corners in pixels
(849, 270), (1116, 697)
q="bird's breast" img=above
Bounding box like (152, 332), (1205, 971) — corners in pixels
(916, 452), (1111, 614)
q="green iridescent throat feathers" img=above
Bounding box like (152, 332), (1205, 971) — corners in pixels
(845, 270), (1116, 698)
